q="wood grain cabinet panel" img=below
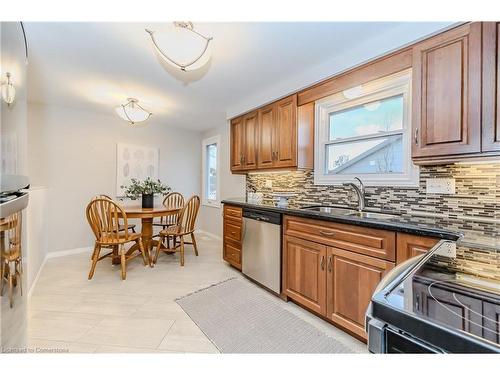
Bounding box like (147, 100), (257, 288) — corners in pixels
(242, 111), (258, 170)
(230, 116), (244, 171)
(284, 216), (395, 261)
(283, 235), (327, 315)
(275, 95), (298, 168)
(412, 22), (481, 159)
(222, 205), (243, 270)
(257, 104), (276, 168)
(326, 247), (394, 339)
(396, 233), (439, 264)
(482, 22), (500, 152)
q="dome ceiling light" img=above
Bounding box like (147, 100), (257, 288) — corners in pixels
(115, 98), (152, 125)
(145, 22), (213, 72)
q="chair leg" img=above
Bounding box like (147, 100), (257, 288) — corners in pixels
(120, 245), (127, 280)
(138, 238), (149, 267)
(88, 243), (101, 280)
(16, 261), (22, 297)
(191, 233), (199, 256)
(180, 236), (185, 266)
(154, 235), (163, 265)
(0, 259), (4, 296)
(8, 271), (14, 308)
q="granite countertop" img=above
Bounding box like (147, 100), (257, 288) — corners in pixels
(221, 198), (500, 251)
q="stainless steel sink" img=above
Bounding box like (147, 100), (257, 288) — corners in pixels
(301, 205), (399, 220)
(302, 206), (359, 216)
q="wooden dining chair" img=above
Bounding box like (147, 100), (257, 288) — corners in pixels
(153, 192), (185, 230)
(154, 195), (200, 266)
(0, 212), (23, 308)
(96, 195), (136, 233)
(86, 198), (148, 280)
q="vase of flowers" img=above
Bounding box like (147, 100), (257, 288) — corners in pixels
(121, 178), (171, 208)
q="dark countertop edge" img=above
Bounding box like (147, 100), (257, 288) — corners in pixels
(221, 199), (462, 241)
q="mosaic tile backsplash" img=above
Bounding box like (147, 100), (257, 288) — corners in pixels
(246, 163), (500, 236)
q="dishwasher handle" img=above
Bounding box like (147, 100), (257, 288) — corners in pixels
(242, 208), (281, 225)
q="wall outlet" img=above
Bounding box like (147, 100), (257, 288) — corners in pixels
(434, 242), (457, 259)
(265, 180), (273, 188)
(426, 178), (455, 194)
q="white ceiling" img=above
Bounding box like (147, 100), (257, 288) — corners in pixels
(24, 22), (453, 131)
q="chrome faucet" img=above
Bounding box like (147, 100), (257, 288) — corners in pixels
(343, 177), (365, 211)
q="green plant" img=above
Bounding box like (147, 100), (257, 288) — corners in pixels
(121, 178), (171, 200)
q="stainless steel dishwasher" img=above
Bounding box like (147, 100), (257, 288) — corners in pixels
(242, 208), (282, 294)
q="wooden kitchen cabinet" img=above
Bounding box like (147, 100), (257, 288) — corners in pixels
(283, 235), (327, 315)
(231, 94), (312, 173)
(412, 22), (482, 160)
(326, 247), (395, 339)
(396, 233), (439, 264)
(222, 205), (243, 270)
(482, 22), (500, 152)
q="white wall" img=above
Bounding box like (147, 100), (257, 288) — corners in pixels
(27, 102), (202, 253)
(197, 123), (245, 238)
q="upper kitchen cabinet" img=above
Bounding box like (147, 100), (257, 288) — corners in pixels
(230, 94), (313, 173)
(482, 22), (500, 152)
(230, 110), (258, 172)
(412, 23), (482, 160)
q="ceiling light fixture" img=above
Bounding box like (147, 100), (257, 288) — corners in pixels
(146, 22), (213, 72)
(1, 73), (16, 106)
(115, 98), (152, 125)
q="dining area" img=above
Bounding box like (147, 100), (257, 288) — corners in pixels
(85, 185), (201, 281)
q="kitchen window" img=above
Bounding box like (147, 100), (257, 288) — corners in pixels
(202, 135), (220, 207)
(314, 70), (418, 186)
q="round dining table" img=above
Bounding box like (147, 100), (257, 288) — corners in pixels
(115, 202), (181, 265)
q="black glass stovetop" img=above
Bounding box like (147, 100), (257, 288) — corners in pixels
(380, 244), (500, 351)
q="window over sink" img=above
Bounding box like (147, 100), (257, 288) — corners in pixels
(314, 69), (418, 186)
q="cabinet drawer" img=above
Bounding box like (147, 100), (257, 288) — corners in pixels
(224, 219), (242, 242)
(284, 216), (395, 261)
(223, 240), (242, 269)
(223, 205), (242, 222)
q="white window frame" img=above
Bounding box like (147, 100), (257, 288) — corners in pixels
(314, 69), (419, 187)
(202, 135), (221, 208)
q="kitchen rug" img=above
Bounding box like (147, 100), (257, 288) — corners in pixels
(176, 277), (360, 353)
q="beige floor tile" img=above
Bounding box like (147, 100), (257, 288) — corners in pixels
(29, 293), (82, 312)
(77, 317), (175, 349)
(96, 345), (182, 353)
(28, 313), (100, 342)
(166, 320), (206, 338)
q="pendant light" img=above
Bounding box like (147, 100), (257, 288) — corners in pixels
(115, 98), (152, 125)
(146, 22), (213, 72)
(1, 73), (16, 106)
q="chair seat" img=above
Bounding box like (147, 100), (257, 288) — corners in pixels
(98, 232), (141, 244)
(159, 225), (192, 236)
(117, 224), (136, 232)
(152, 218), (177, 227)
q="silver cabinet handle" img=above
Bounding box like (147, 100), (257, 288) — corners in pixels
(414, 128), (419, 145)
(319, 230), (336, 237)
(328, 256), (332, 273)
(320, 255), (325, 271)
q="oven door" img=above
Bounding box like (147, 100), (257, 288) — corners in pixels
(385, 328), (443, 353)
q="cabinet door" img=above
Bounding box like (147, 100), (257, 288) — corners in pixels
(257, 103), (276, 168)
(412, 23), (481, 158)
(275, 95), (297, 167)
(413, 281), (483, 336)
(283, 235), (327, 315)
(326, 247), (394, 339)
(230, 116), (244, 171)
(482, 22), (500, 152)
(396, 233), (439, 264)
(483, 301), (500, 344)
(242, 111), (258, 169)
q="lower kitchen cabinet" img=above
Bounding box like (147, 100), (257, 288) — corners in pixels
(326, 247), (395, 339)
(483, 301), (500, 344)
(283, 235), (327, 315)
(222, 205), (243, 270)
(396, 233), (439, 264)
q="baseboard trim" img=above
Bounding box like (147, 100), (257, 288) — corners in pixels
(28, 246), (93, 299)
(196, 229), (222, 242)
(45, 246), (93, 259)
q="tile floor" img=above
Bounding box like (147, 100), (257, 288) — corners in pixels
(28, 233), (367, 353)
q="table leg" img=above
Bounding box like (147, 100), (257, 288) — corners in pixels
(112, 245), (120, 265)
(141, 217), (153, 265)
